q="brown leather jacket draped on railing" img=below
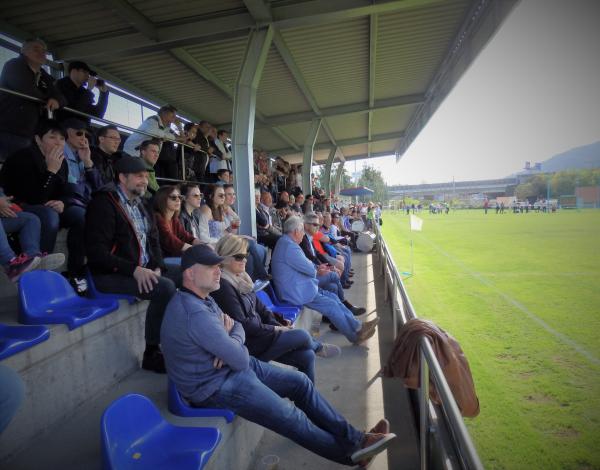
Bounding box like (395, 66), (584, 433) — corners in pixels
(384, 318), (480, 417)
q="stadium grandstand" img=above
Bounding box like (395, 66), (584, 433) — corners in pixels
(0, 1), (518, 469)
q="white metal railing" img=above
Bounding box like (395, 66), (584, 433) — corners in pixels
(374, 223), (484, 470)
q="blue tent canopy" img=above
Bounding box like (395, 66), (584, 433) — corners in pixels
(339, 186), (374, 197)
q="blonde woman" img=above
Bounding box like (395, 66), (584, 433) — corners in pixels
(211, 235), (340, 383)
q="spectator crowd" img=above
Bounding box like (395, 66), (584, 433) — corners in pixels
(0, 38), (397, 467)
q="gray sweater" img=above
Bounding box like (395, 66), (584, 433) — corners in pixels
(161, 288), (248, 404)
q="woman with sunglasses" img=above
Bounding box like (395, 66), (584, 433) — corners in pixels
(212, 235), (340, 383)
(154, 185), (203, 259)
(206, 184), (270, 281)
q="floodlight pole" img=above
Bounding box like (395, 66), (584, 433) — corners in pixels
(302, 118), (322, 194)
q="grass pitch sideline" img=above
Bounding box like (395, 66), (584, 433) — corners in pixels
(382, 209), (600, 470)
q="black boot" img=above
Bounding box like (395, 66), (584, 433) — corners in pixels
(142, 345), (166, 374)
(343, 300), (366, 316)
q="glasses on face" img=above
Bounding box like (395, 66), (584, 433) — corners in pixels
(74, 131), (87, 137)
(168, 195), (183, 201)
(309, 223), (319, 227)
(102, 135), (121, 141)
(232, 253), (248, 261)
(216, 194), (225, 198)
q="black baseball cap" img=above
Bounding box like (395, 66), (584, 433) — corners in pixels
(181, 244), (224, 270)
(114, 156), (149, 175)
(68, 60), (97, 76)
(61, 117), (87, 131)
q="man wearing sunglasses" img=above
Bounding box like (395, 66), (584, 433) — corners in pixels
(161, 244), (396, 468)
(58, 118), (103, 295)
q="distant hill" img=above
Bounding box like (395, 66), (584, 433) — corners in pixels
(541, 141), (600, 172)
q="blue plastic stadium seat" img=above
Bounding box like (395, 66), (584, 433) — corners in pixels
(0, 324), (50, 360)
(168, 379), (234, 423)
(101, 393), (221, 470)
(86, 269), (137, 305)
(265, 283), (303, 310)
(256, 290), (300, 323)
(18, 271), (119, 330)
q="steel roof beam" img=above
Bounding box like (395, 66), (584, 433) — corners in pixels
(94, 0), (298, 151)
(368, 13), (378, 159)
(272, 131), (405, 156)
(52, 0), (443, 68)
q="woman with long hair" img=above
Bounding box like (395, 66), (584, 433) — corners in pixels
(153, 185), (202, 257)
(211, 235), (340, 383)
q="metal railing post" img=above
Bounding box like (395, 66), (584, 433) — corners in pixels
(420, 348), (430, 470)
(180, 143), (186, 180)
(391, 274), (398, 339)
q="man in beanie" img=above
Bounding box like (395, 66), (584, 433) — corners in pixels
(85, 156), (176, 373)
(161, 244), (396, 468)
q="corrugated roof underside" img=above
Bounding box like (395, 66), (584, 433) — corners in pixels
(128, 0), (246, 24)
(371, 106), (417, 135)
(375, 0), (471, 100)
(2, 0), (133, 45)
(340, 143), (369, 158)
(370, 139), (400, 154)
(253, 127), (289, 150)
(280, 17), (369, 108)
(184, 36), (249, 91)
(257, 48), (312, 116)
(94, 52), (233, 123)
(275, 122), (311, 146)
(325, 114), (368, 142)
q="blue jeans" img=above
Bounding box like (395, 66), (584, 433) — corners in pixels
(0, 211), (41, 265)
(318, 270), (345, 301)
(23, 204), (60, 254)
(0, 365), (25, 434)
(306, 289), (361, 343)
(258, 328), (320, 383)
(198, 357), (363, 465)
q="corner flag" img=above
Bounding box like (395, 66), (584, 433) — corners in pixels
(410, 214), (423, 231)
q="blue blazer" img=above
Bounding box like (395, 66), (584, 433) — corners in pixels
(271, 234), (319, 305)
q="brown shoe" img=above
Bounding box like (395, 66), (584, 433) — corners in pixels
(354, 322), (377, 344)
(351, 432), (397, 465)
(369, 418), (390, 435)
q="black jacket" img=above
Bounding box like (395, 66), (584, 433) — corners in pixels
(85, 184), (165, 276)
(300, 234), (328, 265)
(211, 277), (283, 357)
(0, 55), (66, 137)
(54, 77), (109, 124)
(90, 147), (125, 186)
(0, 144), (68, 204)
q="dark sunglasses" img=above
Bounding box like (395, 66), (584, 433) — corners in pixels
(232, 253), (248, 261)
(75, 131), (88, 137)
(309, 222), (319, 227)
(168, 195), (183, 201)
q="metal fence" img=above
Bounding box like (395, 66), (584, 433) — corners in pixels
(374, 223), (484, 470)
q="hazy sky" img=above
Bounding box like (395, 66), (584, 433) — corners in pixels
(356, 0), (600, 186)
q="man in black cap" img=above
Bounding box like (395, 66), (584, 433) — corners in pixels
(85, 156), (176, 373)
(55, 60), (109, 125)
(161, 244), (396, 468)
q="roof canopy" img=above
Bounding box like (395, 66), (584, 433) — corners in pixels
(339, 186), (374, 197)
(1, 0), (517, 165)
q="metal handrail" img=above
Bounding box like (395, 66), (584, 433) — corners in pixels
(374, 222), (484, 470)
(0, 85), (213, 180)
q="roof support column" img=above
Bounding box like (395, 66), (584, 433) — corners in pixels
(232, 26), (273, 236)
(323, 147), (337, 196)
(302, 118), (322, 194)
(334, 161), (345, 195)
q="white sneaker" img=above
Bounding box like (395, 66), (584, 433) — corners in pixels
(316, 343), (342, 358)
(37, 253), (66, 271)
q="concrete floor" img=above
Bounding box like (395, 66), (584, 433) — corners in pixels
(4, 251), (420, 470)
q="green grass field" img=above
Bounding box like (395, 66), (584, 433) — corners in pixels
(381, 209), (600, 470)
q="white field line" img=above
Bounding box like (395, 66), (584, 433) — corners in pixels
(415, 235), (600, 367)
